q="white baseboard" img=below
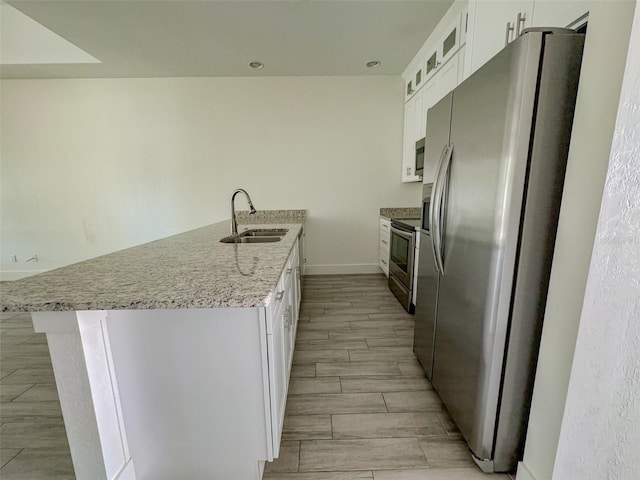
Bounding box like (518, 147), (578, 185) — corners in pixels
(516, 461), (537, 480)
(304, 264), (382, 275)
(0, 270), (45, 281)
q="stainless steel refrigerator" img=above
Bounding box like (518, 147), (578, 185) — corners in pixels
(413, 29), (584, 473)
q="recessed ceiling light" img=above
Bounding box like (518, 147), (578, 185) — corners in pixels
(249, 61), (264, 69)
(366, 60), (381, 68)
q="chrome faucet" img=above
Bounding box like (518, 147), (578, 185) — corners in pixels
(231, 188), (257, 235)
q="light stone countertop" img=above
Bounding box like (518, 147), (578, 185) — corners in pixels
(0, 216), (304, 312)
(379, 207), (422, 220)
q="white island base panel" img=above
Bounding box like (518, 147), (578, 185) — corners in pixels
(33, 307), (275, 480)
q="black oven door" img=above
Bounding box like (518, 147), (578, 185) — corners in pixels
(389, 225), (415, 288)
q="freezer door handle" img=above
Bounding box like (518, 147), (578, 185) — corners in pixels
(432, 143), (453, 274)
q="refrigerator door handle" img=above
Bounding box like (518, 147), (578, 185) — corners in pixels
(430, 144), (449, 274)
(429, 144), (450, 274)
(433, 143), (453, 274)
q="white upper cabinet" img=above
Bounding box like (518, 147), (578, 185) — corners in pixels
(439, 12), (463, 66)
(406, 63), (425, 100)
(401, 1), (469, 182)
(466, 0), (590, 78)
(531, 0), (590, 29)
(424, 48), (440, 84)
(439, 53), (460, 99)
(466, 1), (533, 77)
(413, 89), (426, 146)
(400, 0), (590, 184)
(402, 94), (422, 182)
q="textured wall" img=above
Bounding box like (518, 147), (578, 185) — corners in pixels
(553, 4), (640, 478)
(519, 2), (637, 479)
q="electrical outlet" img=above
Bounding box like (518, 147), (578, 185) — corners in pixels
(10, 255), (18, 263)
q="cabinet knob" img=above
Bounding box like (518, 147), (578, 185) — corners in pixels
(382, 240), (388, 245)
(276, 290), (284, 302)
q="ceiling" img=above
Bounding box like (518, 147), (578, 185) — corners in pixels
(0, 0), (453, 79)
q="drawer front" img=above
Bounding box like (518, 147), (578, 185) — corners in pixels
(266, 274), (286, 335)
(379, 228), (390, 252)
(379, 248), (390, 276)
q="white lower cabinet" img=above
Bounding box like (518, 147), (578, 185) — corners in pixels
(379, 218), (391, 276)
(266, 289), (287, 458)
(32, 234), (303, 480)
(265, 239), (300, 459)
(412, 231), (421, 307)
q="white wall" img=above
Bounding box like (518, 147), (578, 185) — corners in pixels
(553, 4), (640, 476)
(0, 76), (422, 279)
(518, 2), (637, 480)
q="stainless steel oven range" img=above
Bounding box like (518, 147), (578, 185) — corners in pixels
(388, 217), (420, 313)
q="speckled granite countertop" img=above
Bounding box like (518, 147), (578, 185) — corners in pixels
(379, 207), (421, 220)
(0, 214), (305, 312)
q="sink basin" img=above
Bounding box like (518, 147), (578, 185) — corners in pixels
(241, 229), (289, 237)
(220, 235), (282, 244)
(220, 228), (288, 244)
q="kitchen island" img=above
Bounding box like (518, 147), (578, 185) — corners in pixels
(0, 212), (305, 480)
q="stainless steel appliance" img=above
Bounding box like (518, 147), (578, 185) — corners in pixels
(413, 28), (584, 473)
(415, 137), (425, 176)
(388, 218), (420, 313)
(414, 183), (437, 378)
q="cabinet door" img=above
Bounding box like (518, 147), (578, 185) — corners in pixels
(412, 233), (421, 305)
(531, 0), (590, 29)
(402, 97), (416, 182)
(423, 73), (441, 112)
(413, 88), (425, 143)
(440, 12), (461, 66)
(267, 303), (287, 458)
(458, 44), (467, 83)
(422, 75), (442, 185)
(402, 93), (423, 183)
(379, 218), (391, 276)
(469, 0), (533, 75)
(424, 48), (440, 83)
(439, 55), (459, 98)
(292, 240), (301, 315)
(284, 290), (294, 375)
(460, 4), (469, 46)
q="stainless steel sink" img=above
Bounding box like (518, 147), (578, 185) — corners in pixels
(220, 236), (281, 244)
(241, 229), (288, 237)
(220, 228), (288, 244)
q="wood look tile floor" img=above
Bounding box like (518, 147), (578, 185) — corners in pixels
(0, 311), (74, 479)
(0, 274), (513, 479)
(264, 274), (512, 480)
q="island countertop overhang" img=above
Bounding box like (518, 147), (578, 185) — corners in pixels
(1, 215), (305, 312)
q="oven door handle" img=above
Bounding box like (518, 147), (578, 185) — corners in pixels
(390, 225), (414, 241)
